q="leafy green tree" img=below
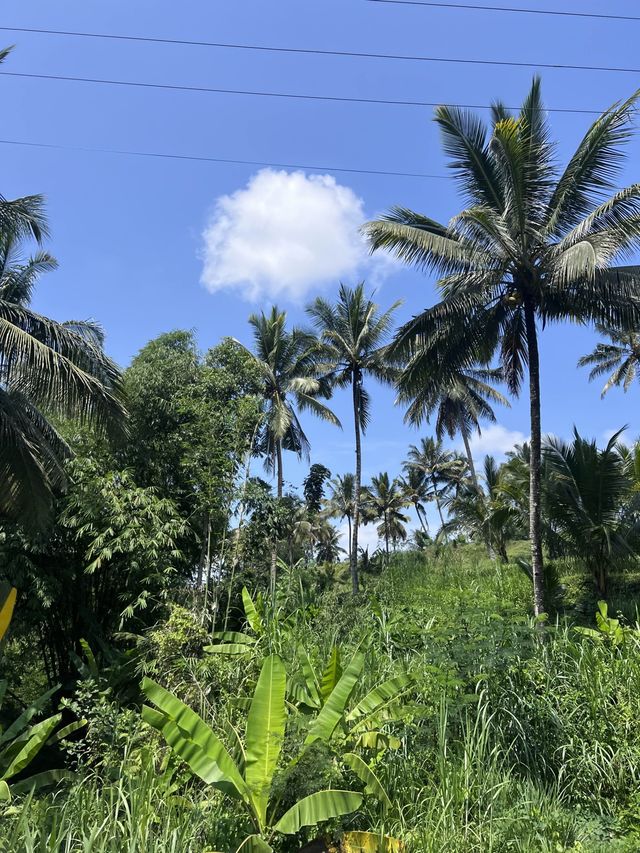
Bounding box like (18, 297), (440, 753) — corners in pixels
(0, 219), (125, 528)
(362, 473), (410, 561)
(307, 284), (400, 593)
(364, 81), (640, 615)
(303, 463), (332, 515)
(123, 332), (262, 587)
(578, 322), (640, 397)
(0, 457), (188, 685)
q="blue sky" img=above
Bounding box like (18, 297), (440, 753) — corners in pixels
(3, 0), (640, 539)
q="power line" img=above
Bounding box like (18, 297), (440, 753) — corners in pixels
(366, 0), (640, 23)
(0, 137), (449, 180)
(0, 70), (605, 115)
(2, 25), (640, 75)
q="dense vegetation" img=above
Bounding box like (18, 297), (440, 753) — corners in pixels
(2, 71), (640, 851)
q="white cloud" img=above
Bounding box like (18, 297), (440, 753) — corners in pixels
(200, 169), (391, 302)
(469, 424), (527, 459)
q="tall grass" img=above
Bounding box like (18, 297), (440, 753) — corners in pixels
(4, 546), (640, 851)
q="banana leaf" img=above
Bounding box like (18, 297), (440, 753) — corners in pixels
(298, 646), (321, 707)
(244, 655), (286, 829)
(142, 678), (248, 800)
(274, 789), (363, 834)
(0, 685), (58, 747)
(319, 647), (342, 704)
(242, 587), (264, 636)
(0, 587), (17, 642)
(341, 830), (404, 852)
(236, 835), (273, 853)
(306, 651), (364, 745)
(346, 675), (413, 722)
(343, 753), (392, 811)
(1, 714), (61, 780)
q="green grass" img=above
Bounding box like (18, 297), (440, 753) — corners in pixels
(3, 546), (640, 851)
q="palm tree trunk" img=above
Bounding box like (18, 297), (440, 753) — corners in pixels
(347, 515), (352, 564)
(270, 439), (284, 595)
(350, 373), (361, 594)
(384, 513), (390, 565)
(524, 299), (545, 617)
(276, 439), (284, 499)
(460, 421), (479, 490)
(432, 474), (447, 540)
(415, 503), (428, 533)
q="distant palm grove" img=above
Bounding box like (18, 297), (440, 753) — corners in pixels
(3, 68), (640, 852)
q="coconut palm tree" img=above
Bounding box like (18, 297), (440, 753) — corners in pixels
(544, 428), (638, 596)
(237, 307), (340, 589)
(398, 466), (430, 533)
(323, 473), (355, 562)
(0, 221), (126, 527)
(404, 438), (466, 536)
(362, 472), (410, 562)
(240, 307), (340, 498)
(314, 520), (346, 564)
(307, 283), (400, 594)
(578, 323), (640, 397)
(399, 364), (508, 489)
(443, 455), (521, 561)
(364, 80), (640, 615)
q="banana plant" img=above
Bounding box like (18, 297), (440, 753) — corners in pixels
(142, 654), (363, 852)
(205, 587), (264, 657)
(0, 584), (85, 802)
(292, 644), (413, 757)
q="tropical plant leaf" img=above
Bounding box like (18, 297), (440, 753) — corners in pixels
(1, 714), (61, 781)
(0, 586), (16, 642)
(342, 830), (405, 852)
(46, 718), (87, 746)
(209, 631), (256, 645)
(10, 768), (74, 795)
(244, 655), (287, 829)
(229, 697), (253, 712)
(273, 789), (363, 834)
(141, 678), (247, 800)
(305, 650), (365, 745)
(319, 646), (342, 704)
(0, 685), (58, 747)
(242, 587), (264, 635)
(235, 835), (273, 853)
(354, 731), (402, 752)
(298, 646), (321, 707)
(288, 679), (318, 711)
(346, 675), (412, 722)
(78, 639), (99, 678)
(223, 719), (246, 774)
(343, 753), (393, 812)
(141, 705), (168, 730)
